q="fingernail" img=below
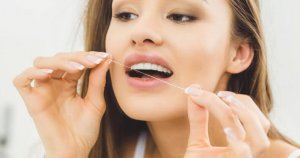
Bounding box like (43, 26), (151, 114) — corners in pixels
(94, 52), (109, 58)
(40, 69), (54, 74)
(217, 91), (240, 106)
(226, 96), (240, 107)
(224, 127), (238, 143)
(184, 84), (203, 96)
(86, 54), (103, 64)
(69, 61), (85, 70)
(217, 91), (234, 98)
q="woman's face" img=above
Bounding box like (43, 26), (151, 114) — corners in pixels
(106, 0), (234, 121)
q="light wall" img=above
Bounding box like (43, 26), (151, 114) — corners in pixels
(0, 0), (299, 157)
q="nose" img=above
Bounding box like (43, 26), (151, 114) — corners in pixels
(130, 18), (163, 47)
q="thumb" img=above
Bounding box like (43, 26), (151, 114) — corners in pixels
(85, 53), (111, 111)
(185, 84), (210, 148)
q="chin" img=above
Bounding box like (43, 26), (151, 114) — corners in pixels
(115, 94), (188, 122)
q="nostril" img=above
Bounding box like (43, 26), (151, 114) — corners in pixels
(143, 39), (153, 43)
(131, 38), (154, 46)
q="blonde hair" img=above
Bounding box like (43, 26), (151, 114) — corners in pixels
(81, 0), (299, 157)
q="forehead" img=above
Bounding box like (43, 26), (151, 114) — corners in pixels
(112, 0), (209, 7)
(111, 0), (232, 18)
(111, 0), (231, 12)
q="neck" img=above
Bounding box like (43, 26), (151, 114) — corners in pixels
(146, 115), (227, 158)
(147, 116), (189, 158)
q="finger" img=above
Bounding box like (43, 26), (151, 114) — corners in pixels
(237, 95), (271, 133)
(224, 128), (252, 158)
(13, 67), (53, 95)
(218, 93), (270, 156)
(54, 51), (109, 68)
(184, 85), (245, 140)
(63, 52), (109, 81)
(34, 51), (108, 69)
(34, 56), (84, 79)
(33, 51), (108, 80)
(51, 70), (68, 79)
(84, 53), (111, 114)
(186, 87), (210, 148)
(218, 91), (270, 133)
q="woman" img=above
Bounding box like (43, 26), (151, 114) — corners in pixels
(13, 0), (300, 157)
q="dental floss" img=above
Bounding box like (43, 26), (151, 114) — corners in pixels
(110, 59), (186, 91)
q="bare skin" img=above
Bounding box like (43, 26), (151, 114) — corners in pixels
(13, 0), (299, 157)
(122, 126), (299, 158)
(14, 52), (111, 158)
(13, 51), (299, 158)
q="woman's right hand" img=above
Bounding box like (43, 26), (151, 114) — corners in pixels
(13, 51), (111, 158)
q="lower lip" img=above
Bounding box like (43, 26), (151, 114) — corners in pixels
(126, 75), (171, 89)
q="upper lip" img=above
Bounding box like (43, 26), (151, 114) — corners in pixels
(123, 53), (173, 73)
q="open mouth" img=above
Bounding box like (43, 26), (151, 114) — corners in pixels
(126, 63), (173, 79)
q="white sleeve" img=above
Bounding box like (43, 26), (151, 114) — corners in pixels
(288, 150), (300, 158)
(28, 141), (45, 158)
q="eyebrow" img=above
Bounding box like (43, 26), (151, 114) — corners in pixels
(112, 0), (141, 10)
(174, 0), (209, 8)
(172, 0), (209, 10)
(112, 0), (209, 11)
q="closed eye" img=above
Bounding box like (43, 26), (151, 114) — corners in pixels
(113, 12), (138, 21)
(113, 12), (197, 23)
(167, 13), (197, 23)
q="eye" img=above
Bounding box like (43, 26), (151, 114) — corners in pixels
(113, 12), (138, 21)
(167, 13), (197, 23)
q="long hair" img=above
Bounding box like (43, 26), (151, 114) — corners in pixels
(80, 0), (299, 157)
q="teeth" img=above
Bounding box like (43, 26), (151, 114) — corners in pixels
(130, 63), (172, 74)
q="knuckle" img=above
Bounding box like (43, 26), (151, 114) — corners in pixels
(12, 76), (20, 87)
(12, 68), (32, 87)
(203, 93), (219, 108)
(202, 91), (217, 103)
(33, 56), (43, 66)
(240, 95), (253, 102)
(218, 104), (235, 121)
(257, 140), (270, 154)
(240, 143), (251, 153)
(225, 110), (236, 121)
(54, 52), (67, 58)
(78, 51), (88, 56)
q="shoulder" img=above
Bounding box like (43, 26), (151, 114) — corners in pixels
(261, 139), (300, 158)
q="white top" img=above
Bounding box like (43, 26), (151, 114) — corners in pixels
(133, 131), (147, 158)
(130, 134), (300, 158)
(30, 135), (300, 158)
(29, 132), (148, 158)
(288, 150), (300, 158)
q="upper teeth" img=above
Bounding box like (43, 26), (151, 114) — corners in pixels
(130, 63), (172, 74)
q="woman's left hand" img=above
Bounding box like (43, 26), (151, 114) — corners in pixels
(183, 84), (271, 158)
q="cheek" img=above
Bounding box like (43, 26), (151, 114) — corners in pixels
(106, 20), (135, 57)
(170, 25), (231, 91)
(106, 24), (126, 56)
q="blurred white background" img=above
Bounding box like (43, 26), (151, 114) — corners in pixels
(0, 0), (299, 158)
